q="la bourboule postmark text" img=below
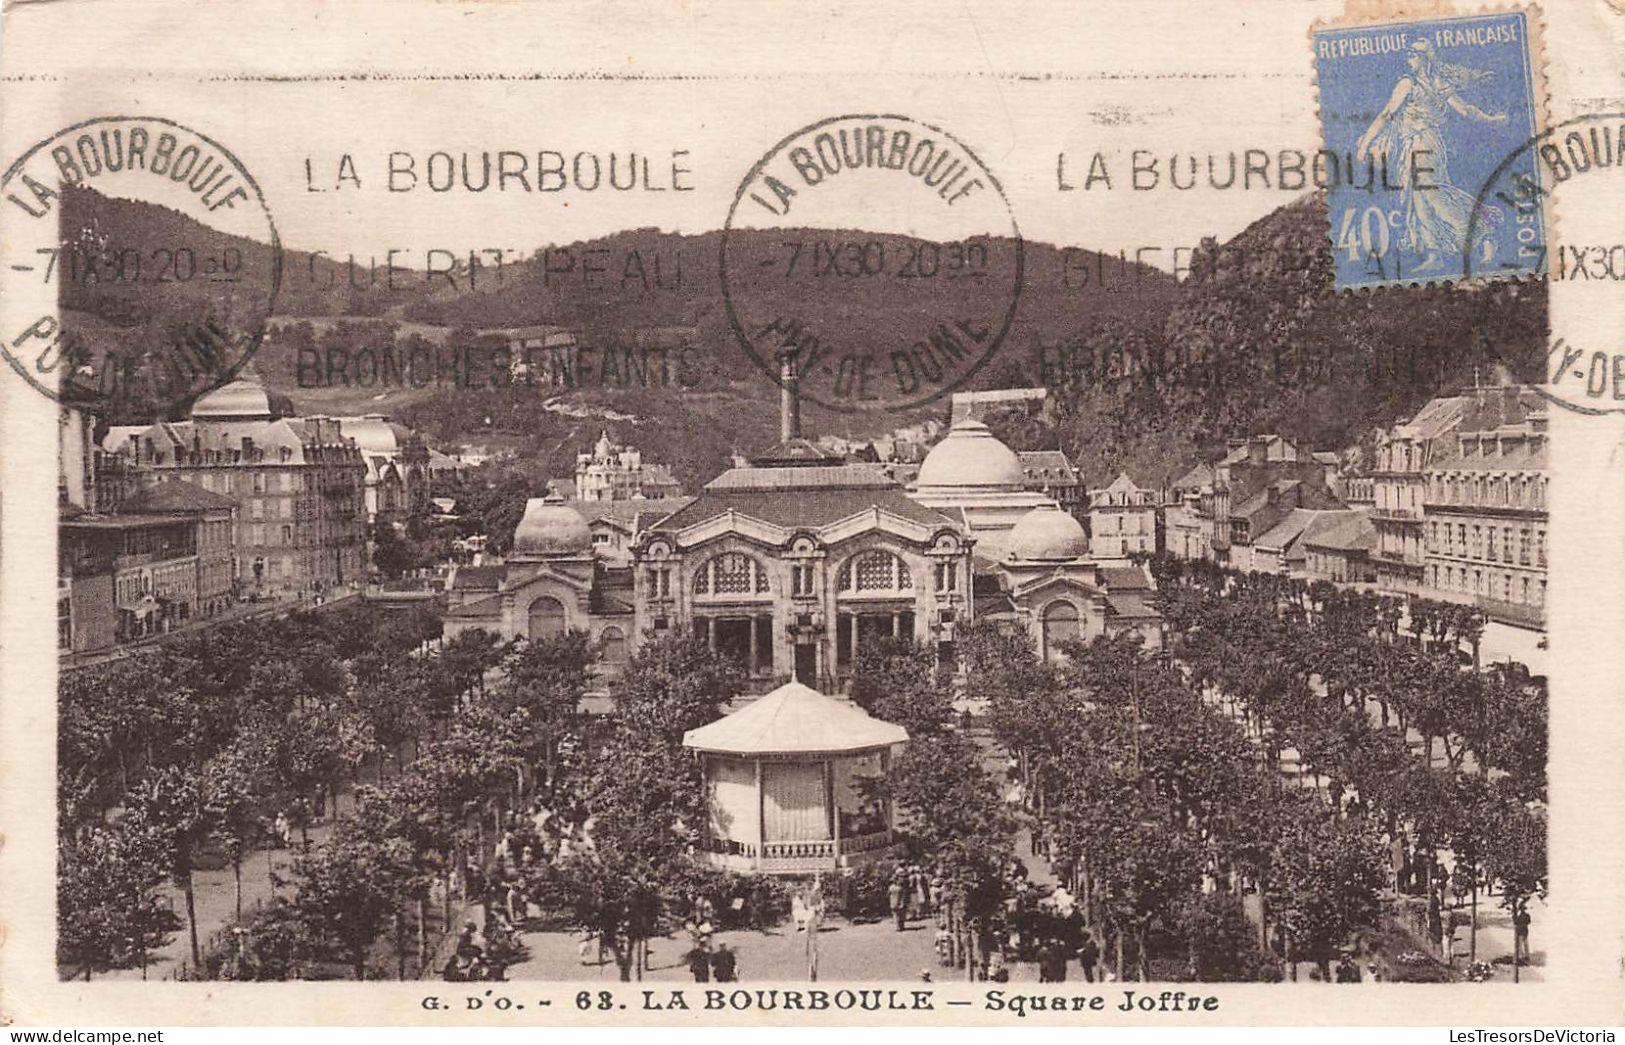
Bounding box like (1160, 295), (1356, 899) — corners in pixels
(720, 114), (1024, 413)
(2, 116), (281, 415)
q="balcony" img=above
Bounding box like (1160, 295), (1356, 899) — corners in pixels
(1370, 508), (1420, 522)
(700, 829), (899, 875)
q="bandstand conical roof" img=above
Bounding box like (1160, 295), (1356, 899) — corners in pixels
(683, 680), (908, 757)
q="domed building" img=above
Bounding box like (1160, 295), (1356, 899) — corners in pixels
(994, 502), (1161, 659)
(908, 418), (1057, 556)
(443, 494), (635, 665)
(511, 494), (593, 560)
(909, 419), (1164, 660)
(1005, 502), (1090, 562)
(913, 418), (1027, 492)
(189, 379), (297, 422)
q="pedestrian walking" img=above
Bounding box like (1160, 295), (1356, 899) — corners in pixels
(888, 877), (908, 932)
(711, 943), (737, 983)
(1047, 939), (1069, 983)
(685, 944), (712, 983)
(1078, 934), (1101, 983)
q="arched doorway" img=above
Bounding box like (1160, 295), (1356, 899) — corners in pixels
(527, 595), (567, 639)
(599, 625), (628, 664)
(1041, 600), (1080, 661)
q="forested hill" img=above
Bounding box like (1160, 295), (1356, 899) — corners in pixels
(982, 193), (1548, 486)
(62, 185), (1545, 494)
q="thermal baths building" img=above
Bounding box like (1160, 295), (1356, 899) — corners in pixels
(442, 417), (1162, 682)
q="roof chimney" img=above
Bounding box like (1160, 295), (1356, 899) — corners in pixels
(779, 353), (801, 442)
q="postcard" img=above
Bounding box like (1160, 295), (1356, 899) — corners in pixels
(2, 0), (1622, 1028)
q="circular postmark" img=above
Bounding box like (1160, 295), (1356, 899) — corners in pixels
(0, 116), (281, 418)
(720, 114), (1023, 413)
(1468, 111), (1625, 415)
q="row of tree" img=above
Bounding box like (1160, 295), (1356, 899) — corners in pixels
(56, 604), (515, 978)
(1154, 559), (1548, 975)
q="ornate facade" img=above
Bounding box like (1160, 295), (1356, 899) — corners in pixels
(335, 414), (432, 523)
(443, 416), (1163, 680)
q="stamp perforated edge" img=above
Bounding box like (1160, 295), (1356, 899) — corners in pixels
(1306, 0), (1554, 296)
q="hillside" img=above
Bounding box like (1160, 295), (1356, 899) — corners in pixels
(982, 193), (1547, 486)
(61, 186), (1546, 493)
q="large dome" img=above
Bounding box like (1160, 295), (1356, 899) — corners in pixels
(512, 495), (591, 558)
(190, 379), (295, 421)
(914, 418), (1026, 490)
(1006, 504), (1089, 561)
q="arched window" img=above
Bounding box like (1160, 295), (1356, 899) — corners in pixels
(527, 595), (566, 639)
(1041, 601), (1081, 661)
(837, 551), (912, 593)
(599, 626), (628, 663)
(693, 553), (771, 597)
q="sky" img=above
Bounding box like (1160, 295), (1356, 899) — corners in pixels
(0, 0), (1377, 271)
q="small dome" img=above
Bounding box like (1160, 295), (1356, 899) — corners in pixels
(1007, 504), (1089, 561)
(914, 418), (1026, 490)
(512, 494), (591, 558)
(190, 379), (294, 421)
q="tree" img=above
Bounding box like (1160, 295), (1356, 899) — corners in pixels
(537, 734), (705, 981)
(492, 630), (593, 784)
(612, 634), (743, 743)
(1270, 810), (1385, 980)
(539, 636), (740, 981)
(877, 730), (1018, 979)
(290, 833), (409, 980)
(849, 636), (952, 737)
(1180, 892), (1280, 982)
(1484, 798), (1547, 982)
(370, 520), (416, 579)
(130, 767), (212, 970)
(201, 742), (266, 920)
(57, 814), (178, 980)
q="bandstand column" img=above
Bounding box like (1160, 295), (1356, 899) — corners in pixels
(823, 759), (835, 840)
(755, 759), (766, 866)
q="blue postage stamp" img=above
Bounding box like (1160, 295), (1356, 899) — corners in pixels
(1314, 12), (1544, 290)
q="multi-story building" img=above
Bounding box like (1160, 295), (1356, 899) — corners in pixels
(335, 414), (432, 524)
(60, 512), (199, 649)
(1300, 510), (1378, 584)
(99, 380), (368, 598)
(571, 497), (695, 566)
(122, 478), (239, 617)
(1088, 474), (1158, 559)
(1018, 450), (1084, 520)
(1370, 396), (1469, 595)
(1422, 386), (1548, 629)
(574, 430), (685, 502)
(1164, 462), (1215, 562)
(445, 409), (1163, 684)
(1209, 435), (1343, 571)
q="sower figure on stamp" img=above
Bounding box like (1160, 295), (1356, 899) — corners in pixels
(1355, 39), (1508, 273)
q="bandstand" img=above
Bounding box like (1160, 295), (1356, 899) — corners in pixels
(682, 680), (908, 875)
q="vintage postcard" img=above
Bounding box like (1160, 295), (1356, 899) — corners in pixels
(1, 0), (1623, 1029)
